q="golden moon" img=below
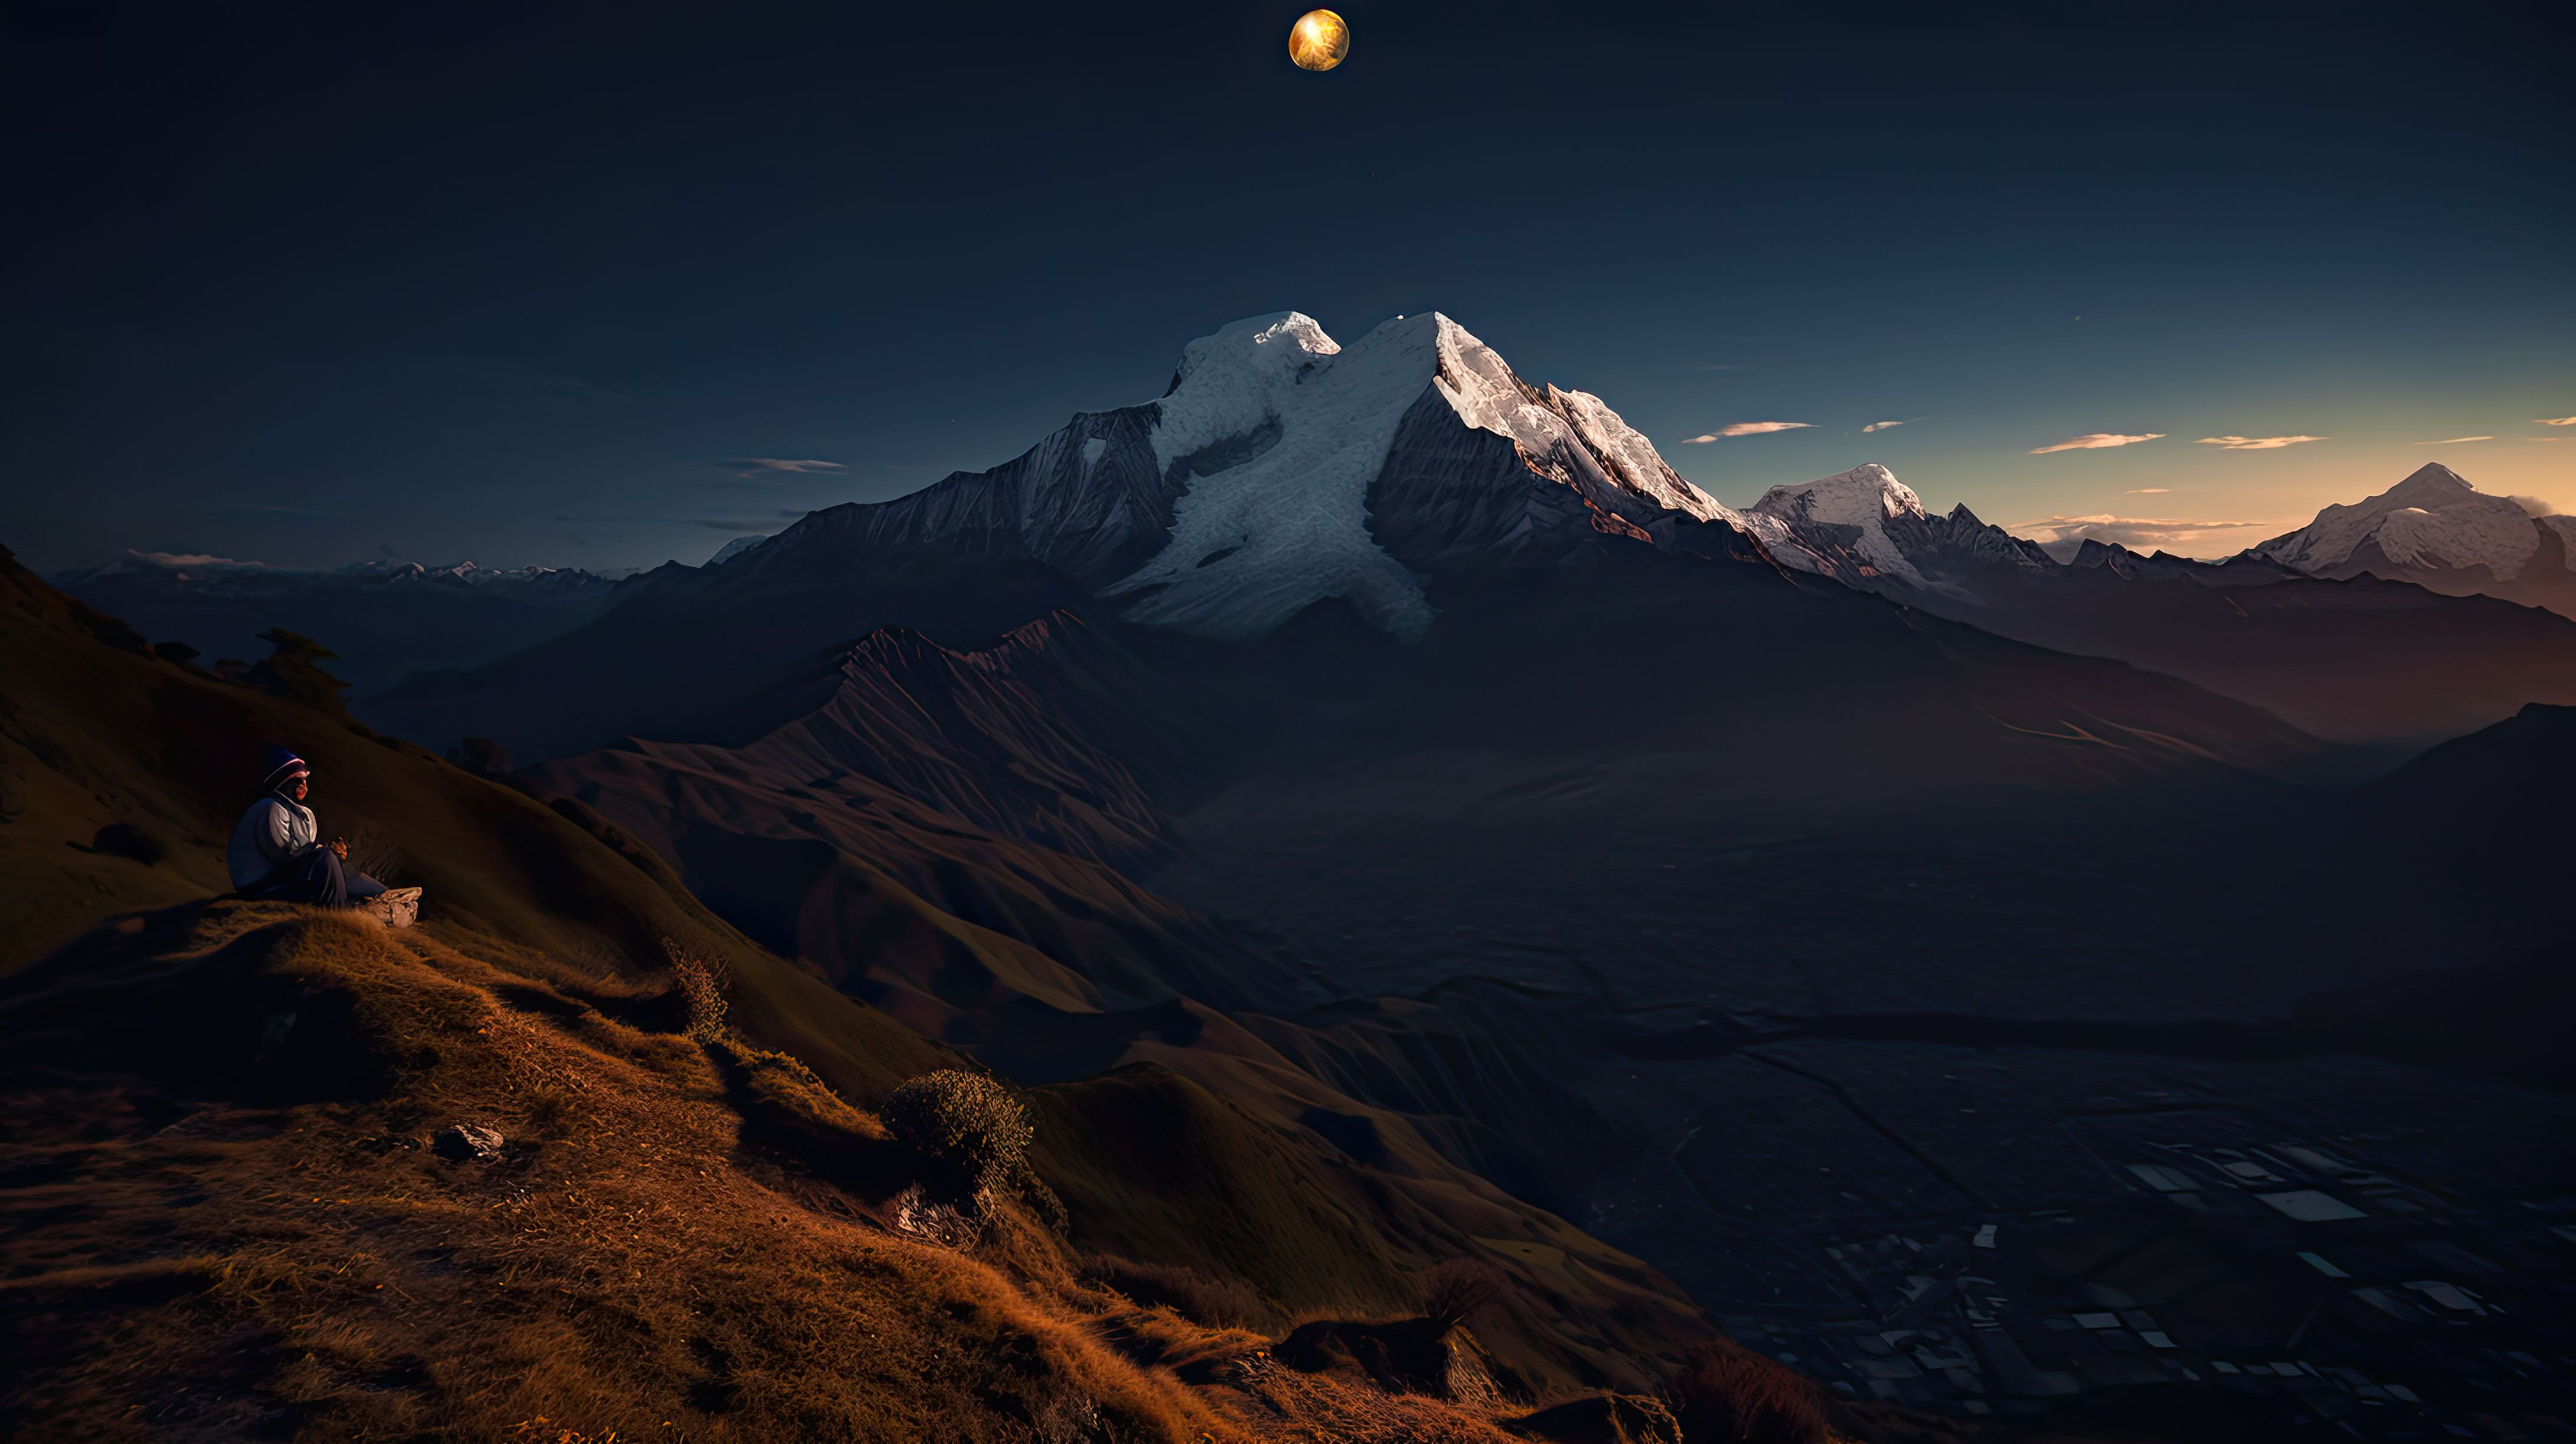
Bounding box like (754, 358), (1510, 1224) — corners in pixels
(1288, 9), (1349, 71)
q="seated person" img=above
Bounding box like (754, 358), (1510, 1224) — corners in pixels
(226, 746), (389, 908)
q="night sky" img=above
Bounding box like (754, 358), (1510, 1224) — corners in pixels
(5, 0), (2570, 573)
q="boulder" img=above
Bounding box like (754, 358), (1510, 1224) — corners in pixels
(431, 1124), (504, 1162)
(363, 886), (422, 929)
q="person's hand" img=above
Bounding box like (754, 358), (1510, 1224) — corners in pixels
(331, 837), (349, 858)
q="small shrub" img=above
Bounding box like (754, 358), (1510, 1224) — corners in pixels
(448, 736), (514, 780)
(1418, 1258), (1501, 1335)
(1080, 1253), (1261, 1330)
(91, 822), (167, 866)
(879, 1069), (1031, 1196)
(1660, 1343), (1834, 1444)
(661, 937), (731, 1043)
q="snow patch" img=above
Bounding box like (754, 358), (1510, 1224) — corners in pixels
(1543, 385), (1732, 521)
(1111, 312), (1438, 642)
(706, 533), (771, 568)
(1080, 435), (1108, 470)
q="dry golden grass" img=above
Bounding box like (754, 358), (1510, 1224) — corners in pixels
(0, 904), (1741, 1444)
(0, 905), (1234, 1440)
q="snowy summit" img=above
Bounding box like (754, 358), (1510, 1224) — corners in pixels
(2252, 463), (2565, 580)
(1104, 311), (1737, 641)
(1745, 464), (1936, 585)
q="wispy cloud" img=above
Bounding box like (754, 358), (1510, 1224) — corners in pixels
(2416, 436), (2493, 445)
(128, 550), (270, 569)
(2124, 487), (2171, 494)
(1861, 418), (1921, 433)
(732, 458), (846, 473)
(550, 512), (776, 533)
(2511, 495), (2560, 516)
(2532, 437), (2568, 443)
(2029, 432), (2164, 455)
(710, 457), (852, 488)
(416, 355), (626, 403)
(1680, 422), (1814, 442)
(2195, 434), (2328, 450)
(2535, 416), (2576, 426)
(197, 501), (351, 518)
(2008, 513), (2282, 557)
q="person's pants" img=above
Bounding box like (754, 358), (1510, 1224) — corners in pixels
(250, 850), (386, 908)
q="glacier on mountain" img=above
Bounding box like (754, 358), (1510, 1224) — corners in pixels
(1108, 313), (1445, 642)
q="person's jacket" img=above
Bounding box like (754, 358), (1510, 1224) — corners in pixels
(227, 791), (320, 890)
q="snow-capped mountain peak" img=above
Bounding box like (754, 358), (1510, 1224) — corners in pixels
(1739, 464), (1939, 584)
(2381, 462), (2478, 506)
(2253, 462), (2552, 580)
(1106, 310), (1741, 642)
(1751, 464), (1927, 526)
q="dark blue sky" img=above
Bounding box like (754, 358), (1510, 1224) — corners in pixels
(5, 0), (2569, 572)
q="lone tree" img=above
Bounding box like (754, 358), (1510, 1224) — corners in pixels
(246, 629), (350, 714)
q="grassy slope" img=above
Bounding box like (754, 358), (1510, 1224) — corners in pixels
(0, 901), (1250, 1440)
(1, 549), (1880, 1440)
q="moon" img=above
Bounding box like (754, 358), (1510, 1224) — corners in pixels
(1289, 9), (1349, 72)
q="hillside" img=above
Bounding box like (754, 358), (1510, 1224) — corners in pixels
(0, 549), (1891, 1442)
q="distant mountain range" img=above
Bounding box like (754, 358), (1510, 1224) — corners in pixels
(352, 311), (2576, 760)
(51, 553), (627, 698)
(1727, 460), (2576, 743)
(54, 313), (2576, 755)
(1737, 457), (2576, 625)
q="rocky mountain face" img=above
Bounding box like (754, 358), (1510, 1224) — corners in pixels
(1733, 462), (2055, 598)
